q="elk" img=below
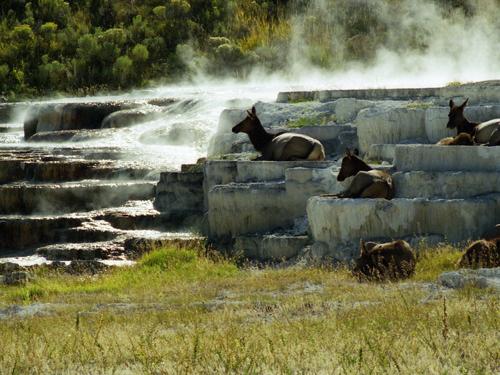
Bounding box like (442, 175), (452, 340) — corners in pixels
(353, 240), (416, 281)
(323, 149), (394, 199)
(458, 239), (499, 269)
(232, 106), (325, 161)
(437, 132), (474, 146)
(447, 98), (500, 145)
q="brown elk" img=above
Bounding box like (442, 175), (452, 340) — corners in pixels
(447, 99), (500, 145)
(437, 132), (474, 146)
(232, 106), (326, 161)
(353, 240), (416, 281)
(323, 149), (394, 199)
(458, 239), (499, 269)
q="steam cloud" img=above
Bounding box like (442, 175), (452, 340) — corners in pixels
(284, 0), (500, 88)
(187, 0), (500, 89)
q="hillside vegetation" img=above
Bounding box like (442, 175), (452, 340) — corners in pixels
(0, 0), (498, 98)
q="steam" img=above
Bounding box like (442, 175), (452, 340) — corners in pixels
(286, 0), (500, 87)
(178, 0), (499, 89)
(4, 0), (499, 170)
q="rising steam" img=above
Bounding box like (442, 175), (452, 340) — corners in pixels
(186, 0), (500, 89)
(284, 0), (500, 88)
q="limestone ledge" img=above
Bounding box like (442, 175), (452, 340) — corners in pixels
(307, 195), (500, 261)
(276, 80), (500, 104)
(394, 145), (500, 172)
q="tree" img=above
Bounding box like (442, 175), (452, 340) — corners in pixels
(112, 55), (133, 86)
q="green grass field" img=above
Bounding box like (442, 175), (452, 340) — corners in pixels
(0, 246), (498, 374)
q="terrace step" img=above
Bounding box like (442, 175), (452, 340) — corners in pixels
(307, 195), (500, 261)
(36, 241), (124, 261)
(276, 80), (500, 103)
(393, 171), (500, 199)
(394, 145), (500, 172)
(0, 200), (185, 253)
(0, 158), (159, 183)
(0, 215), (85, 251)
(123, 233), (206, 258)
(234, 234), (310, 261)
(35, 230), (205, 261)
(204, 160), (335, 190)
(0, 180), (155, 214)
(208, 181), (294, 239)
(0, 124), (23, 133)
(55, 220), (122, 243)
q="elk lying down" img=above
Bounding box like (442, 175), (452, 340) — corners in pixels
(232, 106), (326, 161)
(437, 132), (474, 146)
(353, 240), (416, 281)
(447, 98), (500, 146)
(323, 149), (394, 199)
(458, 239), (500, 269)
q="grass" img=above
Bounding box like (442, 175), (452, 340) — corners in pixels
(446, 81), (464, 87)
(406, 101), (433, 110)
(287, 114), (337, 128)
(0, 245), (498, 373)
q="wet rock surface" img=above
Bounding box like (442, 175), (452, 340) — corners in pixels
(1, 104), (206, 264)
(49, 260), (109, 275)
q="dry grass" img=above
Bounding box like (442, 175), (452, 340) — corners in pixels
(0, 245), (498, 374)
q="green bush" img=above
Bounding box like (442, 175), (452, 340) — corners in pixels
(0, 0), (496, 98)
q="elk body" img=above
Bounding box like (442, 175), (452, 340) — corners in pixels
(446, 99), (500, 146)
(232, 107), (326, 161)
(324, 149), (394, 199)
(353, 240), (416, 281)
(458, 239), (500, 269)
(437, 132), (474, 146)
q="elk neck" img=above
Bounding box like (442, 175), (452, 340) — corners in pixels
(456, 117), (478, 135)
(247, 120), (274, 152)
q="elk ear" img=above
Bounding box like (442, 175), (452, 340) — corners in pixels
(353, 148), (359, 156)
(459, 98), (469, 109)
(246, 110), (253, 117)
(360, 239), (367, 257)
(449, 99), (455, 108)
(251, 106), (257, 116)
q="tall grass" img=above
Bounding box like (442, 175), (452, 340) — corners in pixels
(0, 245), (497, 373)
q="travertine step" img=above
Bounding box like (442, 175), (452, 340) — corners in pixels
(0, 124), (23, 133)
(0, 215), (84, 251)
(0, 159), (158, 183)
(393, 171), (500, 199)
(0, 201), (180, 252)
(394, 145), (500, 172)
(123, 233), (206, 258)
(36, 241), (124, 261)
(276, 80), (500, 103)
(55, 220), (122, 243)
(206, 161), (337, 240)
(36, 231), (205, 261)
(307, 195), (500, 261)
(204, 160), (335, 190)
(234, 234), (310, 261)
(208, 182), (294, 238)
(0, 180), (155, 214)
(154, 171), (204, 216)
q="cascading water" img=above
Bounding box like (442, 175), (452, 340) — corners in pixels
(0, 81), (320, 266)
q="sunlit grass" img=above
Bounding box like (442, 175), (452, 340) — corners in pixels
(415, 243), (462, 281)
(0, 244), (498, 373)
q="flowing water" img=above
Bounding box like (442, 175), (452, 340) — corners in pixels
(0, 81), (324, 265)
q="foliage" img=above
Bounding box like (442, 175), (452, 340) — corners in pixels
(0, 0), (496, 98)
(287, 113), (336, 128)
